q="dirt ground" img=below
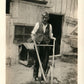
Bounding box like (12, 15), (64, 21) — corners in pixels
(6, 57), (77, 84)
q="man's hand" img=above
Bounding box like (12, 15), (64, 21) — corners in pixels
(31, 34), (35, 41)
(51, 37), (56, 40)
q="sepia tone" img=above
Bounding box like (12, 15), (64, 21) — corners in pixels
(6, 0), (78, 84)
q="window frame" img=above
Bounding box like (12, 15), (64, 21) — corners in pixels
(14, 25), (34, 44)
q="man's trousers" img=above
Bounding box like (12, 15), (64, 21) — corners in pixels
(33, 44), (50, 78)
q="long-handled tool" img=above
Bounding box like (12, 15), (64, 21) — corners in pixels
(34, 40), (47, 82)
(51, 38), (56, 84)
(33, 37), (56, 84)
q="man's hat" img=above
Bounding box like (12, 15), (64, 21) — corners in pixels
(42, 12), (49, 18)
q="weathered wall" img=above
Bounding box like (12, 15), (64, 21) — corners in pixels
(10, 1), (50, 25)
(46, 0), (78, 54)
(7, 0), (78, 61)
(7, 1), (50, 62)
(6, 14), (19, 65)
(6, 15), (11, 58)
(47, 0), (78, 18)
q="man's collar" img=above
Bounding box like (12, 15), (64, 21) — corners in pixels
(42, 22), (48, 26)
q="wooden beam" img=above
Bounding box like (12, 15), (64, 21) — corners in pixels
(37, 44), (53, 46)
(23, 0), (48, 4)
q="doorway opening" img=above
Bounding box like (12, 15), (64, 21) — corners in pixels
(49, 14), (64, 54)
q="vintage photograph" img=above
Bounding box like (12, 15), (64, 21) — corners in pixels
(6, 0), (78, 84)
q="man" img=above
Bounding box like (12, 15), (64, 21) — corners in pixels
(31, 12), (55, 81)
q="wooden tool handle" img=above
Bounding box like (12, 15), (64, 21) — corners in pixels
(34, 40), (47, 82)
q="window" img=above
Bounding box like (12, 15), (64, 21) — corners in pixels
(14, 25), (33, 44)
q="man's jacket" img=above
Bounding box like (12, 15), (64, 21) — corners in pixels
(35, 23), (51, 44)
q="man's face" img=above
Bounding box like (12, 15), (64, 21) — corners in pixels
(42, 16), (49, 24)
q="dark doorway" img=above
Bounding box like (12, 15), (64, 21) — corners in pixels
(49, 14), (63, 54)
(6, 0), (11, 14)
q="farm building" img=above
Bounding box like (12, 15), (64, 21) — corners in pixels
(6, 0), (78, 64)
